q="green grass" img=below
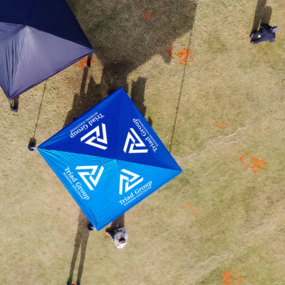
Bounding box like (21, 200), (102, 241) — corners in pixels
(0, 0), (285, 284)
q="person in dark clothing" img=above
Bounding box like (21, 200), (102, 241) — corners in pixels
(250, 23), (279, 44)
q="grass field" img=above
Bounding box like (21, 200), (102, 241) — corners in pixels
(1, 0), (285, 284)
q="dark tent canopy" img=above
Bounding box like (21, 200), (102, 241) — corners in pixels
(0, 0), (94, 100)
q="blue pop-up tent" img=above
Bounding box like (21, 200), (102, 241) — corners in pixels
(38, 88), (182, 230)
(0, 0), (94, 100)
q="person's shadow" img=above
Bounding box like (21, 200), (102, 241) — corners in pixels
(106, 214), (125, 234)
(251, 0), (272, 33)
(67, 210), (90, 285)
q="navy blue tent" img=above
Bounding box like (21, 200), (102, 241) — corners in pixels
(38, 89), (182, 230)
(0, 0), (94, 100)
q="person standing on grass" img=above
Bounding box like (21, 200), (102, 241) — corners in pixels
(250, 23), (279, 44)
(88, 222), (128, 248)
(105, 227), (128, 249)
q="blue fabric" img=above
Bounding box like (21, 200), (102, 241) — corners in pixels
(0, 0), (92, 47)
(38, 88), (182, 231)
(0, 0), (94, 99)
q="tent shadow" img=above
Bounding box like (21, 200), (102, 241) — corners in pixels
(66, 0), (197, 112)
(67, 0), (197, 73)
(251, 0), (272, 33)
(63, 64), (102, 128)
(130, 77), (153, 126)
(64, 65), (152, 127)
(67, 210), (90, 285)
(131, 77), (147, 116)
(101, 61), (130, 98)
(66, 0), (197, 149)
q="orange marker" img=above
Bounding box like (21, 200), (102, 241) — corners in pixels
(177, 48), (194, 65)
(222, 271), (243, 285)
(250, 154), (266, 173)
(235, 271), (243, 284)
(142, 10), (154, 19)
(76, 57), (95, 67)
(167, 46), (176, 59)
(180, 202), (198, 216)
(240, 153), (266, 173)
(214, 118), (227, 129)
(239, 153), (249, 170)
(222, 271), (233, 285)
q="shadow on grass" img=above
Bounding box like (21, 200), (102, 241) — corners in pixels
(64, 62), (153, 127)
(106, 214), (125, 233)
(131, 77), (153, 126)
(65, 0), (196, 147)
(67, 0), (197, 105)
(67, 0), (197, 72)
(251, 0), (272, 33)
(28, 79), (48, 150)
(63, 60), (151, 265)
(67, 210), (90, 285)
(63, 57), (102, 127)
(62, 0), (192, 258)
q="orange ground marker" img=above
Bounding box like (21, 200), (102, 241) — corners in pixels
(222, 270), (242, 285)
(240, 153), (266, 173)
(180, 202), (198, 216)
(167, 46), (176, 59)
(76, 57), (95, 67)
(214, 118), (227, 129)
(142, 10), (154, 19)
(240, 152), (249, 170)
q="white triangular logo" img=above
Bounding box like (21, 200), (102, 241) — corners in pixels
(76, 166), (104, 190)
(123, 128), (148, 154)
(80, 123), (108, 150)
(119, 169), (143, 195)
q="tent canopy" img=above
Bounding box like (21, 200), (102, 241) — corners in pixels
(38, 88), (182, 231)
(0, 0), (94, 100)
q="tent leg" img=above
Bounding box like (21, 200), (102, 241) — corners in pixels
(87, 222), (95, 231)
(87, 54), (93, 68)
(28, 138), (37, 151)
(10, 98), (19, 113)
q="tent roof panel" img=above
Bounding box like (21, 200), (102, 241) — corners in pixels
(0, 22), (26, 99)
(0, 0), (93, 48)
(10, 26), (93, 99)
(37, 148), (181, 231)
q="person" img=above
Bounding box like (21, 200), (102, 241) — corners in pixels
(87, 222), (128, 248)
(106, 227), (128, 249)
(250, 23), (279, 44)
(66, 282), (80, 285)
